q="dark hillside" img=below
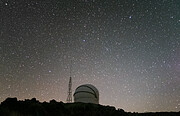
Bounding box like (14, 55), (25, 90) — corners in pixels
(0, 98), (179, 116)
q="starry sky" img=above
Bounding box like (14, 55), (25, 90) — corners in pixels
(0, 0), (180, 113)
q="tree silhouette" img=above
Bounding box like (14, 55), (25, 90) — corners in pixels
(0, 97), (179, 116)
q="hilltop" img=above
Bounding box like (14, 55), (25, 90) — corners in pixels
(0, 97), (179, 116)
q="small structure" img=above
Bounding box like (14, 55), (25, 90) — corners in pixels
(73, 84), (99, 104)
(66, 77), (72, 103)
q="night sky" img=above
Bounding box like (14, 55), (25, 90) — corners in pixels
(0, 0), (180, 112)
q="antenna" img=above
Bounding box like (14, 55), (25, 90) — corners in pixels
(66, 60), (72, 103)
(70, 60), (72, 77)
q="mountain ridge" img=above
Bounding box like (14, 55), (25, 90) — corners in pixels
(0, 97), (179, 116)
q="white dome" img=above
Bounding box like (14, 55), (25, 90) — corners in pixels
(73, 84), (99, 104)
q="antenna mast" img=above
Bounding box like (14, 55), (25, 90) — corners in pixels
(66, 61), (72, 103)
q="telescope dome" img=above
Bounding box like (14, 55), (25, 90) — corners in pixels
(73, 84), (99, 104)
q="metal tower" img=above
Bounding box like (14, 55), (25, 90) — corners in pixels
(66, 76), (72, 103)
(66, 62), (72, 103)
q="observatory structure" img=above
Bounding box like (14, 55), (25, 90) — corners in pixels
(73, 84), (99, 104)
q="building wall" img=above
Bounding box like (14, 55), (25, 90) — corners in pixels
(74, 92), (99, 104)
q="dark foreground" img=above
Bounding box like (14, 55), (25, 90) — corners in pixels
(0, 98), (179, 116)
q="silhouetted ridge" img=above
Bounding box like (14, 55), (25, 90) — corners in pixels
(0, 97), (179, 116)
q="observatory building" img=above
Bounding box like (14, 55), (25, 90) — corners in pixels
(73, 84), (99, 104)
